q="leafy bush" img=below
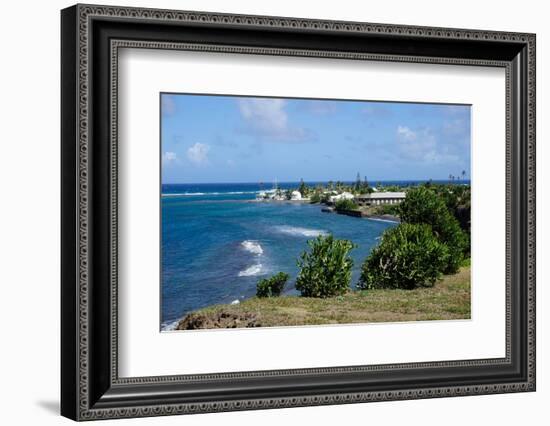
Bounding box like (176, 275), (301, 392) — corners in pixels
(256, 272), (289, 298)
(296, 235), (355, 298)
(309, 192), (321, 204)
(334, 198), (358, 211)
(358, 223), (449, 290)
(399, 187), (468, 273)
(373, 203), (400, 216)
(427, 183), (471, 233)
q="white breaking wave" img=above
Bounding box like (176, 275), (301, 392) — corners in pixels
(225, 191), (259, 195)
(160, 320), (180, 332)
(368, 217), (400, 224)
(162, 190), (260, 197)
(274, 225), (329, 238)
(238, 240), (265, 277)
(238, 264), (264, 277)
(161, 192), (205, 197)
(241, 240), (264, 255)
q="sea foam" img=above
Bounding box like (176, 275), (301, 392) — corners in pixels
(160, 320), (180, 332)
(238, 264), (264, 277)
(274, 225), (329, 238)
(162, 190), (259, 197)
(241, 240), (264, 255)
(161, 192), (205, 197)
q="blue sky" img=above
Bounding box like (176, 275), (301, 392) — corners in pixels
(161, 93), (470, 183)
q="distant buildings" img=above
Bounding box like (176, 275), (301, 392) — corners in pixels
(256, 185), (407, 206)
(355, 192), (406, 206)
(290, 190), (302, 200)
(328, 192), (354, 203)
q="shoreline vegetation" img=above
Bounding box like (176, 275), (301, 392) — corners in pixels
(176, 265), (471, 329)
(172, 176), (472, 330)
(254, 177), (415, 222)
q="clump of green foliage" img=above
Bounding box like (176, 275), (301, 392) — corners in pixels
(256, 272), (289, 298)
(399, 187), (468, 273)
(354, 172), (373, 194)
(373, 203), (400, 216)
(309, 192), (321, 204)
(298, 179), (310, 197)
(296, 235), (355, 298)
(334, 198), (359, 211)
(358, 223), (449, 290)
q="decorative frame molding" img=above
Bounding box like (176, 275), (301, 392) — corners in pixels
(61, 4), (535, 421)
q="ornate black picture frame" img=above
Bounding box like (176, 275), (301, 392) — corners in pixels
(61, 4), (536, 421)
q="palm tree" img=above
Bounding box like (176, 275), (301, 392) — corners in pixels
(298, 178), (308, 196)
(461, 170), (466, 181)
(355, 172), (361, 192)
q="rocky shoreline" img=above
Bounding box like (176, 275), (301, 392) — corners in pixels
(176, 311), (261, 330)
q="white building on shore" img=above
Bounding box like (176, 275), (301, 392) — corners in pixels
(328, 192), (355, 203)
(355, 192), (406, 206)
(290, 190), (302, 200)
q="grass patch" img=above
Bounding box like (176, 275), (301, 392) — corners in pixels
(176, 266), (471, 330)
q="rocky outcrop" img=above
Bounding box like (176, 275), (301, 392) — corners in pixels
(176, 311), (261, 330)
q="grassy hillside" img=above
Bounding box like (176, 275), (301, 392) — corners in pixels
(175, 266), (471, 330)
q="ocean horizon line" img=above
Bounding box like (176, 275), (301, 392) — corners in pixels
(162, 178), (470, 186)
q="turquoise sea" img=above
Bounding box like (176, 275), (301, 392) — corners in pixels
(161, 181), (454, 330)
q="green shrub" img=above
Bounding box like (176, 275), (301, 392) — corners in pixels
(373, 203), (400, 216)
(399, 187), (468, 273)
(256, 272), (289, 298)
(296, 235), (355, 298)
(309, 192), (321, 204)
(426, 183), (471, 233)
(358, 223), (449, 290)
(334, 198), (358, 211)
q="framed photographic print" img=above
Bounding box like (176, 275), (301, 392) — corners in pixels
(61, 4), (536, 421)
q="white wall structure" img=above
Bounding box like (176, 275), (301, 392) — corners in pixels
(0, 1), (548, 425)
(356, 192), (407, 205)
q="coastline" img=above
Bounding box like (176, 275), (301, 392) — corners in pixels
(162, 189), (399, 326)
(364, 214), (401, 223)
(161, 181), (470, 329)
(249, 198), (401, 223)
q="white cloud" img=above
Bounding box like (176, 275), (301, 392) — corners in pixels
(162, 151), (178, 165)
(239, 98), (287, 132)
(237, 98), (313, 142)
(397, 125), (417, 141)
(186, 143), (210, 165)
(396, 125), (460, 165)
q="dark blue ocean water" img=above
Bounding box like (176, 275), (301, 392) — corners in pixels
(160, 180), (466, 329)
